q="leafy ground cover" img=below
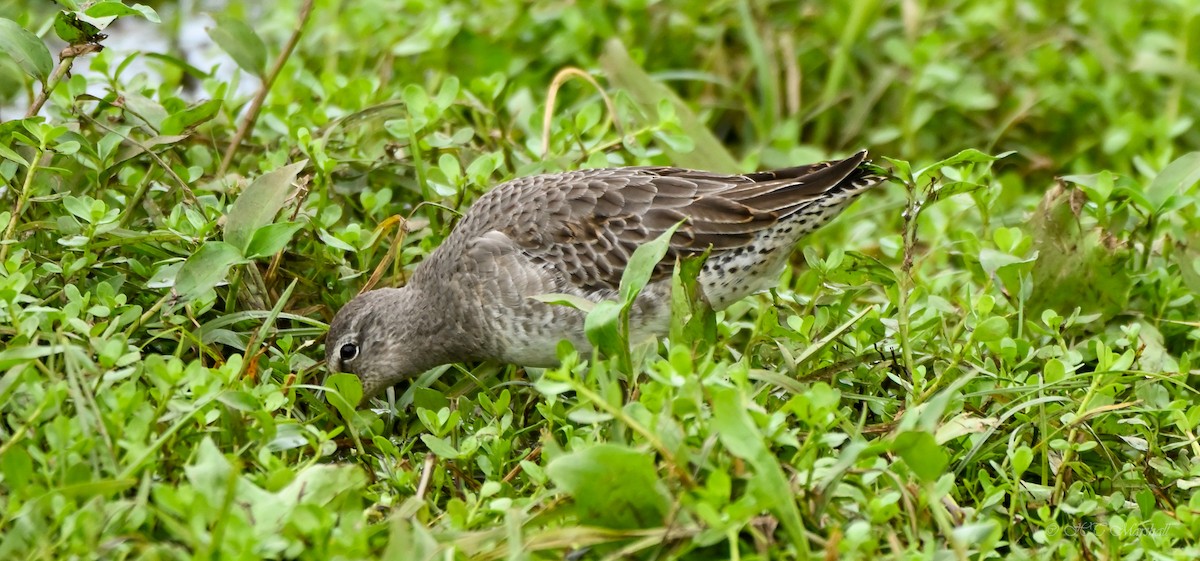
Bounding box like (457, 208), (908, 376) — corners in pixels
(2, 0), (1199, 559)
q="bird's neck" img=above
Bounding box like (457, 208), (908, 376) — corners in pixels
(388, 284), (485, 369)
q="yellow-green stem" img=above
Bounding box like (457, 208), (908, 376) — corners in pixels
(0, 147), (44, 262)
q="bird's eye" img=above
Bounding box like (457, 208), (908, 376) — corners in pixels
(339, 343), (359, 362)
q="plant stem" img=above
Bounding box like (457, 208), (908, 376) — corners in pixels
(218, 0), (315, 175)
(896, 184), (920, 389)
(0, 147), (44, 262)
(24, 44), (100, 118)
(568, 379), (695, 489)
(1050, 373), (1103, 505)
(118, 168), (158, 228)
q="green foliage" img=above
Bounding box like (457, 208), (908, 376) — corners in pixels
(2, 0), (1200, 559)
(0, 18), (52, 83)
(546, 444), (670, 529)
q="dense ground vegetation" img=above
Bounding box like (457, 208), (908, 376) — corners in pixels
(2, 0), (1199, 559)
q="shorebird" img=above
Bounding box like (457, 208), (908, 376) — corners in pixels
(327, 150), (885, 399)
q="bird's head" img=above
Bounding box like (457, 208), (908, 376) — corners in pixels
(325, 287), (431, 402)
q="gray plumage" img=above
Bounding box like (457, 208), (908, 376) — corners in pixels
(327, 150), (885, 399)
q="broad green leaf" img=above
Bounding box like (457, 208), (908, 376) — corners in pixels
(0, 446), (33, 492)
(266, 424), (309, 452)
(432, 75), (459, 110)
(54, 12), (103, 44)
(1012, 445), (1034, 479)
(224, 160), (306, 252)
(0, 140), (30, 166)
(893, 431), (949, 483)
(0, 344), (67, 370)
(711, 386), (807, 546)
(84, 1), (161, 23)
(1144, 151), (1200, 214)
(978, 248), (1034, 277)
(465, 151), (504, 184)
(619, 222), (681, 304)
(183, 437), (233, 495)
(159, 99), (223, 135)
(325, 372), (363, 412)
(382, 519), (440, 561)
(244, 221), (304, 259)
(931, 180), (983, 200)
(217, 390), (261, 411)
(545, 444), (669, 529)
(653, 127), (695, 153)
(0, 18), (54, 84)
(62, 195), (94, 223)
(915, 149), (1013, 182)
(529, 292), (595, 313)
(173, 241), (247, 303)
(420, 435), (460, 459)
(882, 156), (913, 183)
(280, 463), (368, 506)
(669, 251), (714, 346)
(583, 299), (623, 354)
(207, 16), (267, 76)
(1173, 250), (1200, 297)
(971, 316), (1009, 343)
(1062, 172), (1115, 205)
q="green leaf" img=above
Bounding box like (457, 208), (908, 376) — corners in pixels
(420, 435), (460, 459)
(915, 149), (1013, 182)
(1062, 172), (1115, 205)
(529, 292), (595, 313)
(1173, 249), (1200, 297)
(324, 373), (363, 421)
(62, 195), (94, 223)
(173, 241), (247, 303)
(893, 431), (949, 483)
(159, 99), (223, 136)
(84, 1), (161, 23)
(710, 387), (807, 547)
(0, 18), (54, 84)
(0, 140), (30, 166)
(971, 316), (1009, 343)
(280, 463), (368, 506)
(224, 160), (307, 252)
(244, 221), (304, 259)
(54, 12), (103, 44)
(619, 221), (681, 305)
(931, 180), (983, 200)
(207, 16), (267, 76)
(0, 344), (67, 370)
(465, 151), (504, 184)
(583, 299), (623, 354)
(1011, 445), (1033, 479)
(545, 444), (669, 529)
(669, 252), (714, 346)
(1144, 151), (1200, 214)
(882, 156), (913, 183)
(217, 390), (261, 411)
(978, 249), (1035, 277)
(183, 437), (233, 495)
